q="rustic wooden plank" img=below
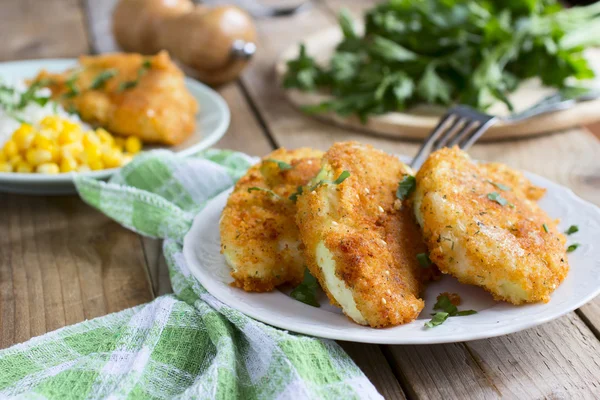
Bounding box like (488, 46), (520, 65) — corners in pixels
(0, 0), (154, 349)
(0, 0), (89, 61)
(240, 0), (600, 397)
(0, 195), (153, 348)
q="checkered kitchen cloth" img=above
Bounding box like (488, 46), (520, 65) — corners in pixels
(0, 149), (382, 400)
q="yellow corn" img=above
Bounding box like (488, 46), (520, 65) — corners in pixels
(1, 117), (138, 173)
(3, 139), (18, 158)
(125, 136), (142, 154)
(15, 161), (33, 173)
(12, 125), (34, 151)
(60, 157), (78, 173)
(0, 162), (13, 172)
(26, 148), (53, 166)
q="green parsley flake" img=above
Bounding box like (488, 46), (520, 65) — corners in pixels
(290, 269), (320, 307)
(309, 170), (351, 191)
(266, 159), (292, 170)
(416, 253), (431, 268)
(487, 192), (508, 206)
(396, 175), (416, 200)
(247, 187), (282, 199)
(565, 225), (579, 235)
(333, 170), (350, 184)
(118, 59), (152, 92)
(424, 294), (477, 328)
(486, 180), (511, 191)
(425, 312), (449, 328)
(542, 223), (549, 233)
(90, 69), (118, 90)
(289, 186), (303, 202)
(567, 243), (580, 253)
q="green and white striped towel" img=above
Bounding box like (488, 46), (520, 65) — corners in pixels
(0, 149), (382, 400)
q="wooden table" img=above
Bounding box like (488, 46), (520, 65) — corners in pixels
(1, 1), (600, 398)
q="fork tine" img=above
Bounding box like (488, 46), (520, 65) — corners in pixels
(447, 120), (480, 147)
(432, 117), (468, 150)
(409, 112), (456, 169)
(458, 117), (497, 150)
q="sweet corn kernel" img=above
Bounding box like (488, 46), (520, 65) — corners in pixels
(0, 152), (5, 163)
(125, 136), (142, 154)
(32, 132), (54, 149)
(25, 148), (53, 166)
(58, 128), (81, 145)
(0, 162), (13, 172)
(15, 161), (33, 173)
(40, 116), (63, 131)
(97, 128), (114, 145)
(102, 148), (123, 168)
(61, 142), (84, 160)
(9, 154), (23, 166)
(81, 144), (102, 165)
(3, 139), (18, 158)
(60, 157), (78, 173)
(82, 132), (101, 149)
(12, 125), (34, 150)
(89, 159), (104, 170)
(36, 162), (60, 174)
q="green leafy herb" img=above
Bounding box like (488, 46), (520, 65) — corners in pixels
(289, 186), (303, 202)
(247, 187), (282, 199)
(416, 253), (432, 268)
(487, 192), (508, 206)
(118, 59), (152, 92)
(64, 71), (81, 98)
(266, 159), (292, 170)
(425, 312), (449, 328)
(396, 175), (416, 200)
(565, 225), (579, 235)
(290, 269), (321, 307)
(283, 1), (600, 121)
(90, 69), (118, 90)
(425, 294), (477, 328)
(309, 170), (351, 191)
(543, 223), (549, 233)
(333, 170), (350, 184)
(486, 180), (511, 191)
(567, 243), (580, 253)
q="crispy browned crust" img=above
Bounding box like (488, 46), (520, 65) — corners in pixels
(413, 147), (569, 304)
(296, 142), (426, 328)
(220, 148), (323, 292)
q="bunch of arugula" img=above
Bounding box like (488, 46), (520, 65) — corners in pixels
(283, 0), (600, 122)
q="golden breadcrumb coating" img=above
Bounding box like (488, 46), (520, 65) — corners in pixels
(296, 142), (426, 328)
(412, 147), (569, 304)
(220, 148), (323, 292)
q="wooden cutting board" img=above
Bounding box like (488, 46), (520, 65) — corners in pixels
(275, 26), (600, 141)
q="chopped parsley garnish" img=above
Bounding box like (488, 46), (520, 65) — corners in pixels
(332, 170), (350, 184)
(64, 71), (81, 98)
(90, 69), (118, 90)
(289, 186), (303, 202)
(396, 175), (416, 200)
(567, 243), (580, 253)
(424, 294), (477, 328)
(416, 253), (431, 268)
(290, 269), (320, 307)
(425, 312), (449, 328)
(118, 59), (152, 92)
(309, 170), (350, 191)
(487, 192), (508, 206)
(565, 225), (579, 235)
(266, 159), (292, 170)
(247, 187), (282, 199)
(542, 223), (549, 233)
(486, 180), (511, 191)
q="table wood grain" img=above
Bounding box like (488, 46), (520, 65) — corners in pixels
(1, 0), (599, 398)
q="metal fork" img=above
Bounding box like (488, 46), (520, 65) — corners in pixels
(410, 88), (600, 170)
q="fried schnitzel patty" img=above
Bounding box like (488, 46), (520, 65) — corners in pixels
(296, 142), (426, 327)
(412, 147), (569, 304)
(220, 148), (323, 292)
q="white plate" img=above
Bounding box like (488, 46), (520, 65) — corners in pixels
(0, 59), (230, 195)
(183, 168), (600, 344)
